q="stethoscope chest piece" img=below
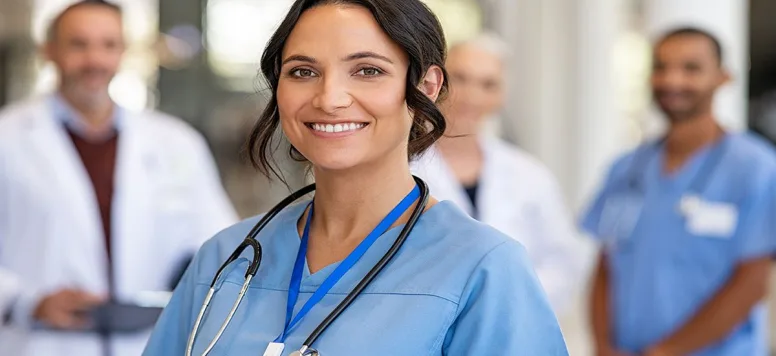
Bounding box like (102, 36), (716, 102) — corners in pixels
(290, 349), (319, 356)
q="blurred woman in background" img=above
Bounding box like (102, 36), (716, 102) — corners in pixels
(412, 33), (586, 315)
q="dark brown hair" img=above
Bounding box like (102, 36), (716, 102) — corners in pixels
(657, 27), (724, 66)
(246, 0), (449, 182)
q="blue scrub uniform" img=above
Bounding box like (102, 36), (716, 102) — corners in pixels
(581, 133), (776, 355)
(143, 200), (568, 355)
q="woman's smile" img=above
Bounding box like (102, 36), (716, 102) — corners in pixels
(306, 121), (370, 138)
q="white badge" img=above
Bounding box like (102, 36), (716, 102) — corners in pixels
(263, 342), (285, 356)
(685, 199), (738, 238)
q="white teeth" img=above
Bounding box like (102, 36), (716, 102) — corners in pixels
(310, 122), (366, 133)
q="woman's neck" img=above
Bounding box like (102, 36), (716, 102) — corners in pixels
(435, 134), (484, 186)
(308, 151), (418, 241)
(302, 151), (422, 272)
(436, 133), (479, 155)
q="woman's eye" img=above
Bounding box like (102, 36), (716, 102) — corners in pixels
(291, 68), (316, 77)
(356, 67), (382, 76)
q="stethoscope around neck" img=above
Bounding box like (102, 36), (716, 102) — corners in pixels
(625, 134), (730, 215)
(185, 176), (430, 356)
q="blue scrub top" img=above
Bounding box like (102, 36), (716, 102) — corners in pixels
(143, 200), (568, 355)
(581, 133), (776, 356)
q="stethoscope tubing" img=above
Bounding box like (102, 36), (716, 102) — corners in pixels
(627, 135), (729, 195)
(185, 177), (429, 356)
(300, 176), (429, 349)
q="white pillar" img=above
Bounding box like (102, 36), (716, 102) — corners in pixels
(496, 2), (631, 354)
(498, 0), (630, 210)
(642, 0), (749, 134)
(497, 0), (579, 201)
(573, 0), (630, 210)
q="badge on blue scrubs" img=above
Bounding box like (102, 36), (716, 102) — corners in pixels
(263, 342), (285, 356)
(679, 194), (739, 238)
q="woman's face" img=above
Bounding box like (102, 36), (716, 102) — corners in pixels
(277, 4), (412, 173)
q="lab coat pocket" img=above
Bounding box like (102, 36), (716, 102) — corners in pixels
(151, 180), (197, 242)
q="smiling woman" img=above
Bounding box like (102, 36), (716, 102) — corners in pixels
(249, 1), (448, 178)
(142, 1), (568, 355)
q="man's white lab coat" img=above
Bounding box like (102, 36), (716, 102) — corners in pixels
(0, 96), (238, 356)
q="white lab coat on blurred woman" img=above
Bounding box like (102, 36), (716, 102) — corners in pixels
(0, 97), (237, 356)
(411, 33), (586, 315)
(0, 268), (19, 321)
(412, 138), (585, 314)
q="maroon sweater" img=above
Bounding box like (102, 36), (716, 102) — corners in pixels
(65, 128), (118, 264)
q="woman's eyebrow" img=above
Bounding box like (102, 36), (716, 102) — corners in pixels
(281, 51), (394, 65)
(282, 54), (317, 66)
(342, 51), (393, 64)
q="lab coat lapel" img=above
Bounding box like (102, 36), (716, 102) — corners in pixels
(111, 111), (155, 299)
(415, 146), (473, 216)
(477, 138), (501, 226)
(25, 101), (108, 292)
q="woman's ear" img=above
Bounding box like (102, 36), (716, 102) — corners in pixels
(418, 65), (445, 102)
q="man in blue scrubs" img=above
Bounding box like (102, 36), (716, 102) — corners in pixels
(582, 27), (776, 356)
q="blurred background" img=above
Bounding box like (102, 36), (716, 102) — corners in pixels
(0, 0), (775, 354)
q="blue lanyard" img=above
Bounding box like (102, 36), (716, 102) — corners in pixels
(274, 185), (421, 343)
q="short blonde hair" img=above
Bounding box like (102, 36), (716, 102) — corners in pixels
(449, 32), (511, 63)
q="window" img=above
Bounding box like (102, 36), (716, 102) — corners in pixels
(422, 0), (483, 46)
(206, 0), (294, 80)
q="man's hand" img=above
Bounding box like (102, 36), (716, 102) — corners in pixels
(642, 345), (676, 356)
(596, 345), (635, 356)
(33, 289), (105, 329)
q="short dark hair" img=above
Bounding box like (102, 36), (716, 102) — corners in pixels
(246, 0), (449, 182)
(656, 27), (724, 65)
(46, 0), (122, 42)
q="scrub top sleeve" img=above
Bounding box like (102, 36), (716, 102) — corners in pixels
(579, 163), (620, 241)
(143, 239), (213, 356)
(442, 240), (569, 355)
(734, 171), (776, 262)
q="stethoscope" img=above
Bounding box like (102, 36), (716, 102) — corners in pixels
(185, 176), (430, 356)
(601, 134), (730, 250)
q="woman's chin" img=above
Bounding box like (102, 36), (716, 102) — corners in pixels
(308, 155), (366, 174)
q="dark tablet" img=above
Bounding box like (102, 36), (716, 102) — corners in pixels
(89, 302), (164, 334)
